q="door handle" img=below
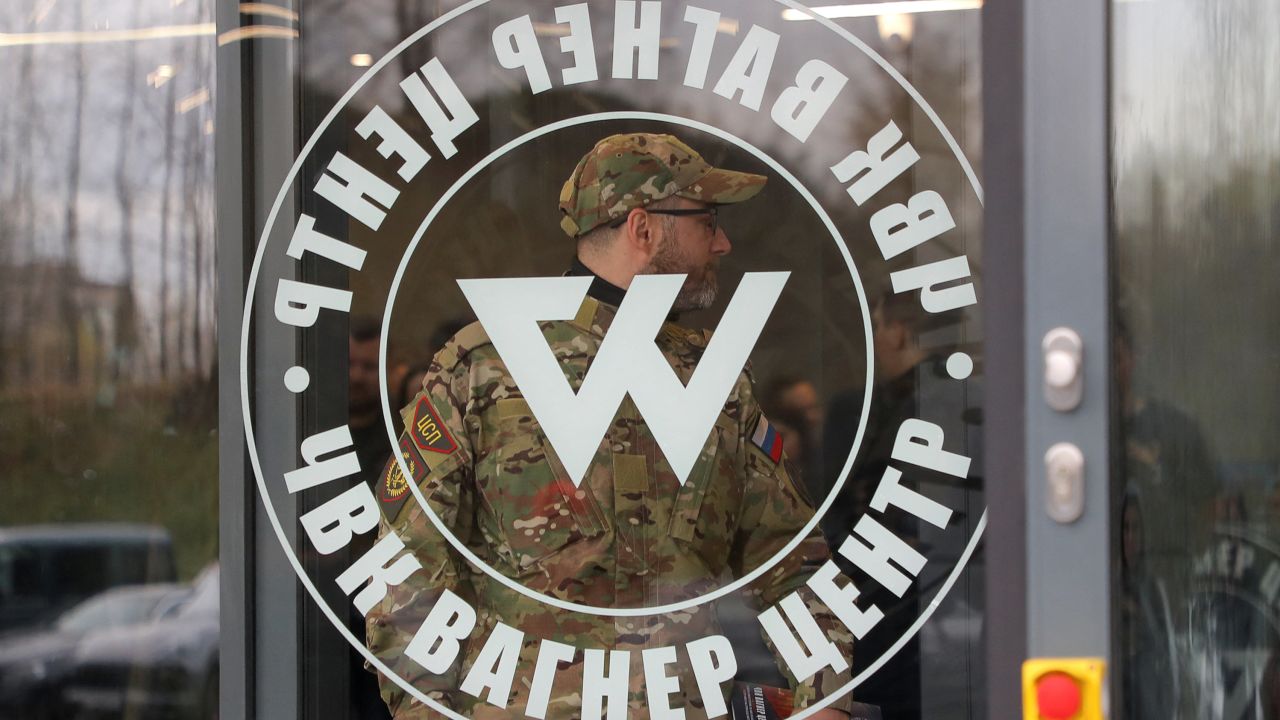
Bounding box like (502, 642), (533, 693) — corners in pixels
(1043, 327), (1083, 412)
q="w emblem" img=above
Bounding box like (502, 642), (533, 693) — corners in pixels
(458, 272), (788, 487)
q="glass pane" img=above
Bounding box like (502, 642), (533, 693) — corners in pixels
(0, 0), (218, 718)
(1112, 1), (1280, 717)
(265, 1), (986, 717)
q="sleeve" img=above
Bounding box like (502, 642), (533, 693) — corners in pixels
(366, 355), (477, 719)
(730, 379), (855, 715)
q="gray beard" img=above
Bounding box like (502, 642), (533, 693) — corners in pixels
(642, 264), (717, 312)
(672, 280), (717, 312)
(646, 234), (717, 312)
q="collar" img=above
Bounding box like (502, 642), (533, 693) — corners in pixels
(566, 256), (681, 323)
(567, 256), (627, 307)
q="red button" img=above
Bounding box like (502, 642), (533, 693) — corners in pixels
(1035, 672), (1081, 719)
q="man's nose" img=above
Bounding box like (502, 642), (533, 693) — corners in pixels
(712, 226), (732, 256)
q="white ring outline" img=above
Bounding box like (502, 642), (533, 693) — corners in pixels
(379, 112), (874, 617)
(232, 0), (991, 716)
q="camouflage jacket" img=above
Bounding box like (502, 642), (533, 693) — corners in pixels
(367, 295), (854, 719)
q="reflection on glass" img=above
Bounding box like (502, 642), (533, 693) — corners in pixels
(65, 565), (220, 719)
(1113, 0), (1280, 717)
(0, 0), (217, 718)
(0, 525), (176, 631)
(821, 290), (983, 720)
(0, 581), (187, 719)
(291, 0), (983, 717)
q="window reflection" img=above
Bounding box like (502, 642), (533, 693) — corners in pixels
(1113, 0), (1280, 717)
(0, 0), (217, 718)
(294, 0), (983, 717)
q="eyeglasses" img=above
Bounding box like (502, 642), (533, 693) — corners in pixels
(608, 206), (718, 234)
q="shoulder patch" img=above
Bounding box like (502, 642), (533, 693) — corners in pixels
(410, 396), (457, 455)
(379, 439), (426, 520)
(750, 414), (784, 464)
(572, 296), (601, 332)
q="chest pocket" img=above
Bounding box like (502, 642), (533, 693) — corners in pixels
(667, 417), (742, 566)
(482, 398), (608, 573)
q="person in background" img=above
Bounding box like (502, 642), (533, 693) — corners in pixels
(347, 316), (401, 720)
(760, 374), (824, 503)
(394, 319), (470, 413)
(350, 316), (407, 481)
(1115, 319), (1223, 717)
(821, 289), (976, 720)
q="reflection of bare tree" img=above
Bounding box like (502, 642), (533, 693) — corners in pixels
(12, 44), (38, 384)
(0, 49), (11, 375)
(113, 0), (144, 381)
(178, 76), (202, 373)
(178, 118), (193, 374)
(0, 2), (218, 392)
(194, 0), (215, 374)
(59, 0), (88, 384)
(173, 0), (215, 375)
(157, 53), (178, 379)
(0, 29), (11, 271)
(184, 74), (205, 373)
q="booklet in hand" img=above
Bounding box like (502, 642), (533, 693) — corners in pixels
(729, 682), (882, 720)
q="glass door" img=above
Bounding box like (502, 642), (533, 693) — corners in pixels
(218, 0), (990, 718)
(1111, 1), (1280, 717)
(1008, 1), (1280, 718)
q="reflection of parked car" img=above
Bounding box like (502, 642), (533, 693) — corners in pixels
(0, 524), (177, 633)
(0, 583), (187, 720)
(65, 564), (218, 720)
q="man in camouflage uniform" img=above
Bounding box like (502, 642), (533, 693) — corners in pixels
(367, 133), (854, 719)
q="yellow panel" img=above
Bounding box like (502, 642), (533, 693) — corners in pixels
(1021, 658), (1106, 720)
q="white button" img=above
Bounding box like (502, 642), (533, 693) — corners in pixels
(1045, 350), (1077, 389)
(1042, 327), (1085, 412)
(1045, 442), (1085, 524)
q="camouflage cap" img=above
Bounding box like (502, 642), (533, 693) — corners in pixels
(559, 132), (767, 237)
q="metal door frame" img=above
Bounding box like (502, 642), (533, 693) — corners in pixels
(216, 1), (305, 717)
(983, 0), (1113, 715)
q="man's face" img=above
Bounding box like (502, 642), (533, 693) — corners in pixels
(779, 380), (822, 431)
(871, 305), (907, 381)
(349, 337), (381, 416)
(643, 198), (731, 312)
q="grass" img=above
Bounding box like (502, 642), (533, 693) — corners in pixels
(0, 383), (218, 581)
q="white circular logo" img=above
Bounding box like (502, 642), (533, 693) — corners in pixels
(240, 2), (986, 717)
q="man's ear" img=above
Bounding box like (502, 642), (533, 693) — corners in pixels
(622, 207), (661, 262)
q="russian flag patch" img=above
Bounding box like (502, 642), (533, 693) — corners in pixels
(750, 415), (784, 464)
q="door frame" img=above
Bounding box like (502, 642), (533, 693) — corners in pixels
(983, 0), (1114, 715)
